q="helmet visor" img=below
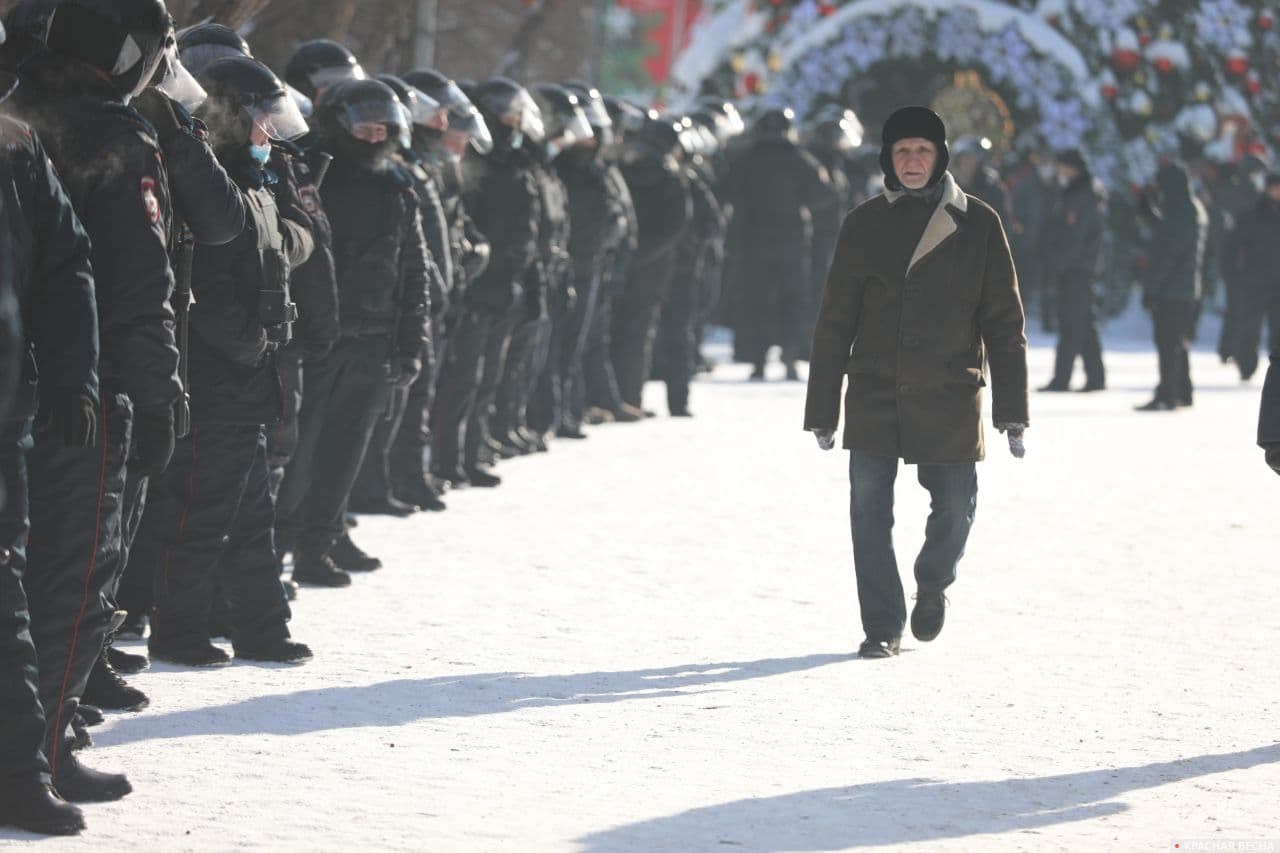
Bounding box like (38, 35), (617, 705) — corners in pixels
(455, 106), (494, 154)
(516, 89), (545, 143)
(401, 84), (442, 126)
(560, 107), (593, 147)
(250, 90), (310, 141)
(288, 84), (314, 118)
(338, 97), (407, 139)
(311, 63), (366, 91)
(156, 45), (207, 110)
(578, 97), (612, 131)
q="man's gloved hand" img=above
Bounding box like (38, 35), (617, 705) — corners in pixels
(811, 428), (836, 451)
(392, 354), (422, 389)
(130, 88), (185, 144)
(36, 392), (98, 448)
(133, 407), (176, 477)
(996, 422), (1027, 459)
(1265, 443), (1280, 476)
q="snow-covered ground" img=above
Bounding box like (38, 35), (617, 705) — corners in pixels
(6, 319), (1278, 852)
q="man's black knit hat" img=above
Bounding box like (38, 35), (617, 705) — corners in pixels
(879, 106), (949, 191)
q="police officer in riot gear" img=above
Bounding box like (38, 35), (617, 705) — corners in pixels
(612, 110), (692, 411)
(276, 79), (431, 586)
(348, 74), (448, 519)
(5, 0), (182, 803)
(133, 55), (314, 666)
(401, 68), (493, 505)
(0, 17), (100, 831)
(432, 76), (541, 488)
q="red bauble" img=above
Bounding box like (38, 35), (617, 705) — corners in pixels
(1226, 55), (1249, 76)
(818, 1), (837, 15)
(1101, 84), (1118, 101)
(1259, 12), (1274, 30)
(1112, 48), (1141, 74)
(1046, 13), (1060, 28)
(1138, 32), (1153, 46)
(743, 72), (761, 93)
(1247, 76), (1263, 95)
(1153, 57), (1174, 74)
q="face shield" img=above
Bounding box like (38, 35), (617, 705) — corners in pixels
(549, 105), (593, 156)
(250, 89), (310, 141)
(288, 84), (314, 119)
(516, 89), (545, 144)
(155, 44), (207, 110)
(338, 97), (406, 143)
(721, 103), (746, 137)
(695, 124), (718, 155)
(448, 102), (493, 154)
(399, 85), (442, 127)
(310, 63), (366, 96)
(129, 32), (175, 100)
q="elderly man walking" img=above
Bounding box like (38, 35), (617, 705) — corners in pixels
(804, 106), (1029, 659)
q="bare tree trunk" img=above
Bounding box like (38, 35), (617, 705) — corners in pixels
(494, 0), (565, 78)
(328, 0), (358, 43)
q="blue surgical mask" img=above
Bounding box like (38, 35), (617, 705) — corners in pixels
(249, 143), (272, 166)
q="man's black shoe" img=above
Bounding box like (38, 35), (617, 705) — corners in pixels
(292, 552), (352, 588)
(51, 751), (132, 803)
(1077, 383), (1106, 392)
(149, 640), (232, 668)
(394, 478), (448, 511)
(347, 494), (417, 517)
(749, 365), (765, 381)
(1037, 382), (1070, 392)
(106, 644), (148, 675)
(0, 782), (85, 835)
(82, 650), (149, 711)
(518, 426), (548, 453)
(234, 639), (313, 664)
(1135, 398), (1175, 411)
(910, 590), (948, 642)
(77, 705), (104, 727)
(669, 408), (693, 418)
(330, 534), (382, 572)
(435, 466), (470, 489)
(465, 467), (501, 488)
(556, 426), (589, 439)
(857, 637), (901, 658)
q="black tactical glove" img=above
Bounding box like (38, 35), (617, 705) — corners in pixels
(392, 354), (422, 390)
(133, 407), (176, 477)
(36, 391), (98, 449)
(1265, 444), (1280, 476)
(130, 88), (185, 144)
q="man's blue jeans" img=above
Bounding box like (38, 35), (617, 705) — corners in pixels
(849, 451), (977, 641)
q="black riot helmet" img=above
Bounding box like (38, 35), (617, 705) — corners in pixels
(196, 55), (307, 152)
(755, 107), (796, 140)
(10, 0), (174, 101)
(625, 110), (682, 163)
(562, 80), (614, 147)
(176, 22), (249, 75)
(808, 108), (864, 153)
(603, 96), (647, 141)
(402, 67), (494, 157)
(471, 76), (540, 154)
(284, 38), (364, 101)
(698, 96), (746, 141)
(314, 77), (406, 168)
(531, 83), (593, 158)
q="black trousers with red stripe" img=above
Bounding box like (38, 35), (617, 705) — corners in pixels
(136, 424), (292, 652)
(0, 419), (49, 787)
(25, 395), (132, 767)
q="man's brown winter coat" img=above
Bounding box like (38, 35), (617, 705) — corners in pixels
(804, 173), (1028, 464)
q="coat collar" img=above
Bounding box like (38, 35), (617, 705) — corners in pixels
(884, 172), (968, 274)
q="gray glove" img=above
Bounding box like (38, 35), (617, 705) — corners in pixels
(811, 428), (836, 451)
(996, 423), (1027, 459)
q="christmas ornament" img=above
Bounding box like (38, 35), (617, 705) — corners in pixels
(1226, 52), (1249, 76)
(1260, 11), (1274, 30)
(1246, 72), (1263, 94)
(1112, 47), (1141, 74)
(768, 52), (784, 72)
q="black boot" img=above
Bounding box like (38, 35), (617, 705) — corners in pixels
(347, 494), (418, 517)
(234, 638), (313, 664)
(77, 705), (104, 727)
(51, 749), (132, 803)
(82, 648), (150, 712)
(149, 639), (232, 668)
(857, 636), (901, 658)
(292, 550), (352, 588)
(116, 610), (147, 640)
(0, 782), (85, 835)
(393, 477), (447, 511)
(330, 534), (382, 573)
(910, 590), (948, 642)
(464, 467), (502, 488)
(106, 644), (149, 675)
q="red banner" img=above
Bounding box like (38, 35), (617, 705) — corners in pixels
(614, 0), (704, 84)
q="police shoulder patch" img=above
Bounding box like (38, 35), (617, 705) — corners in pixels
(140, 176), (161, 225)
